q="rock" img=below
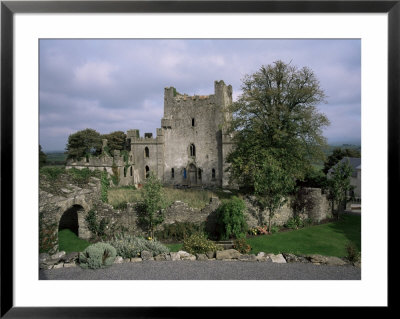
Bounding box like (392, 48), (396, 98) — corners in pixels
(60, 188), (72, 194)
(177, 250), (190, 258)
(216, 249), (241, 260)
(39, 253), (50, 263)
(141, 251), (153, 261)
(196, 254), (208, 260)
(39, 263), (53, 270)
(353, 261), (361, 268)
(282, 253), (309, 263)
(114, 256), (124, 264)
(238, 254), (257, 262)
(61, 252), (78, 263)
(256, 252), (269, 261)
(181, 255), (196, 261)
(170, 252), (181, 261)
(63, 262), (76, 268)
(269, 254), (287, 263)
(324, 256), (347, 266)
(50, 251), (66, 260)
(154, 254), (168, 261)
(131, 257), (142, 262)
(206, 251), (215, 259)
(307, 254), (347, 266)
(42, 258), (62, 266)
(124, 258), (131, 263)
(53, 263), (64, 269)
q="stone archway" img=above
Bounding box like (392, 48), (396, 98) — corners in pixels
(58, 204), (82, 236)
(188, 163), (197, 186)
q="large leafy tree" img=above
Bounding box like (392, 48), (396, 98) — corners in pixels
(323, 147), (361, 174)
(66, 128), (102, 160)
(101, 131), (127, 154)
(226, 61), (329, 229)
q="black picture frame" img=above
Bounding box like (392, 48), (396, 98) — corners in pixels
(1, 1), (396, 317)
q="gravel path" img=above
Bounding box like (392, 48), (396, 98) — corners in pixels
(39, 260), (361, 280)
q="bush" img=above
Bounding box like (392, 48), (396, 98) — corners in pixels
(85, 210), (109, 239)
(39, 166), (65, 181)
(182, 233), (219, 255)
(215, 197), (248, 240)
(107, 234), (169, 258)
(270, 225), (280, 234)
(154, 222), (206, 241)
(79, 242), (117, 269)
(233, 238), (251, 254)
(346, 242), (361, 263)
(285, 216), (304, 230)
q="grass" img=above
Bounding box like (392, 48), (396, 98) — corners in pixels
(164, 215), (361, 257)
(58, 229), (91, 253)
(246, 215), (361, 257)
(108, 186), (228, 209)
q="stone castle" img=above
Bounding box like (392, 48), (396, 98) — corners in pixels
(66, 80), (235, 188)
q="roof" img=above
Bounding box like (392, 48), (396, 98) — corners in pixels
(328, 157), (361, 177)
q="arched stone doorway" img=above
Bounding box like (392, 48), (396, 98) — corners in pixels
(58, 204), (83, 237)
(188, 164), (197, 186)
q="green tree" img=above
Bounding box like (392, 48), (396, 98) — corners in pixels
(39, 145), (47, 168)
(328, 160), (353, 219)
(323, 147), (361, 174)
(65, 128), (102, 160)
(226, 61), (330, 229)
(137, 174), (164, 238)
(216, 196), (247, 240)
(101, 131), (127, 154)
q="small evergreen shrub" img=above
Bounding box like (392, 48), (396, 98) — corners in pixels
(270, 225), (280, 234)
(107, 234), (169, 258)
(154, 222), (206, 241)
(215, 196), (248, 240)
(182, 233), (218, 255)
(79, 242), (117, 269)
(285, 216), (304, 230)
(346, 242), (361, 263)
(233, 237), (251, 254)
(101, 171), (109, 203)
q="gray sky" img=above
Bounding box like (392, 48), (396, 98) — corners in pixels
(39, 39), (361, 152)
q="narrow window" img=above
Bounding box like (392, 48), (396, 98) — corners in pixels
(124, 167), (127, 177)
(198, 168), (202, 180)
(212, 168), (216, 180)
(145, 166), (150, 178)
(144, 147), (149, 158)
(183, 168), (187, 179)
(190, 144), (196, 157)
(130, 166), (133, 176)
(192, 118), (195, 127)
(171, 168), (175, 179)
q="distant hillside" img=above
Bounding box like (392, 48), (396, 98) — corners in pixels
(44, 152), (67, 166)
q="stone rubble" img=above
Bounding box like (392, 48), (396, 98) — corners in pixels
(39, 249), (358, 270)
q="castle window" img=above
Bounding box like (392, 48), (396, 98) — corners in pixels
(144, 147), (149, 158)
(198, 168), (202, 180)
(192, 118), (195, 127)
(212, 168), (216, 180)
(124, 167), (127, 177)
(190, 144), (196, 157)
(183, 168), (187, 179)
(171, 168), (175, 179)
(145, 166), (150, 178)
(130, 166), (133, 176)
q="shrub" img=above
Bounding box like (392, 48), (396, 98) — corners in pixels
(215, 196), (248, 240)
(113, 201), (128, 210)
(101, 171), (109, 203)
(182, 233), (219, 255)
(154, 222), (206, 241)
(85, 209), (109, 239)
(79, 242), (117, 269)
(285, 216), (304, 230)
(346, 242), (361, 263)
(233, 237), (251, 254)
(39, 166), (65, 181)
(270, 225), (280, 234)
(107, 234), (169, 258)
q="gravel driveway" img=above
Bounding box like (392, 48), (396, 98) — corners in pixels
(39, 260), (361, 280)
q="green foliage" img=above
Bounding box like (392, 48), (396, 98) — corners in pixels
(79, 242), (117, 269)
(107, 234), (170, 258)
(215, 197), (248, 240)
(101, 171), (109, 203)
(113, 201), (128, 210)
(39, 166), (65, 181)
(136, 174), (165, 238)
(101, 131), (127, 154)
(154, 222), (206, 242)
(67, 167), (99, 184)
(327, 160), (353, 218)
(182, 233), (219, 255)
(111, 162), (120, 186)
(85, 209), (109, 238)
(345, 242), (361, 263)
(270, 225), (280, 234)
(66, 128), (102, 160)
(233, 237), (252, 254)
(39, 145), (47, 168)
(323, 147), (361, 174)
(285, 216), (304, 230)
(297, 166), (328, 189)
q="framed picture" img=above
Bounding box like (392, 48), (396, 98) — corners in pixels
(1, 0), (396, 316)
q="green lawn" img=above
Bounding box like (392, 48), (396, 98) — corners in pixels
(247, 215), (361, 257)
(58, 229), (91, 253)
(165, 215), (361, 257)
